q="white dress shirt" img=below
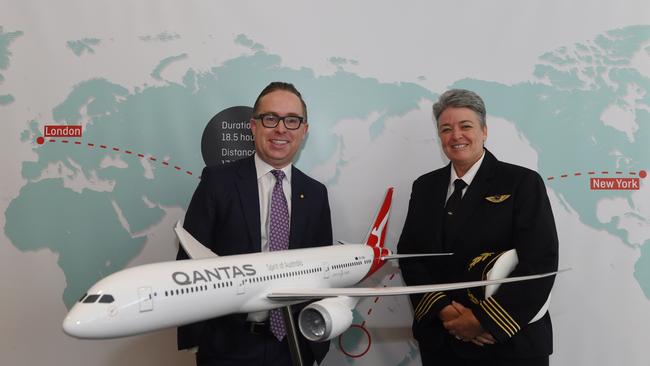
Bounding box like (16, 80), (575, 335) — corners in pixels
(446, 150), (486, 201)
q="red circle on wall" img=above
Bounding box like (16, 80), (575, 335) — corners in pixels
(338, 324), (372, 358)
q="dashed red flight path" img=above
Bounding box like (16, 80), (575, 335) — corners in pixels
(546, 170), (647, 179)
(36, 137), (198, 179)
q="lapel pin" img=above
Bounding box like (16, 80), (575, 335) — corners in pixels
(300, 193), (305, 199)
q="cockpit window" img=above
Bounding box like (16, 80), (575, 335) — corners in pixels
(98, 295), (114, 304)
(82, 294), (100, 303)
(78, 293), (88, 303)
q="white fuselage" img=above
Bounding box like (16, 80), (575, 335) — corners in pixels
(63, 245), (378, 339)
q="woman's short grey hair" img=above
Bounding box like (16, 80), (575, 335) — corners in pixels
(433, 89), (486, 127)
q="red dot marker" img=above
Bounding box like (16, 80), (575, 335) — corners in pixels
(640, 170), (647, 179)
(36, 136), (45, 145)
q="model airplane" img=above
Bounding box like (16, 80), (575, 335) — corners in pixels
(63, 188), (561, 342)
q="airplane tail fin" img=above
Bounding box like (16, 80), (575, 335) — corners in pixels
(364, 187), (393, 248)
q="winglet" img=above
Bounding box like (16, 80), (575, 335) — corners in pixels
(174, 221), (218, 259)
(365, 187), (393, 248)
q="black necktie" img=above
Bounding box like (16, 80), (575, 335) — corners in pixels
(443, 179), (467, 248)
(445, 179), (468, 218)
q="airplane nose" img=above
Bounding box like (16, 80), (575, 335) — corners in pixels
(62, 307), (84, 338)
(62, 305), (101, 338)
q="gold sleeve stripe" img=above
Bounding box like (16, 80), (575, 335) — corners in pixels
(479, 297), (521, 337)
(414, 292), (446, 321)
(479, 301), (516, 337)
(414, 292), (445, 320)
(486, 297), (520, 332)
(415, 293), (445, 321)
(484, 298), (519, 334)
(414, 292), (440, 316)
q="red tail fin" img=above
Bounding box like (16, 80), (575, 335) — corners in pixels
(364, 187), (393, 248)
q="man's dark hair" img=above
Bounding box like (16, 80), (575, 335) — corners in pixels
(252, 81), (308, 120)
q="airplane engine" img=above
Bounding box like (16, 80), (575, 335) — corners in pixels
(298, 296), (358, 342)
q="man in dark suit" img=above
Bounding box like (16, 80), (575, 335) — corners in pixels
(397, 89), (558, 366)
(177, 82), (333, 366)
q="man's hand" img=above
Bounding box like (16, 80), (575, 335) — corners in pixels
(443, 301), (496, 346)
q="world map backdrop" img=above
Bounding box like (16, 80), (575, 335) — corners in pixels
(1, 1), (649, 365)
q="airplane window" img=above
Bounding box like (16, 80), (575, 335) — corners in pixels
(99, 295), (114, 304)
(78, 293), (88, 302)
(83, 294), (100, 303)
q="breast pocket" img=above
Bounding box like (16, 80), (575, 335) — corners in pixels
(476, 194), (515, 247)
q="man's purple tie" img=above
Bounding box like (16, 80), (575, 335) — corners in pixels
(269, 169), (289, 341)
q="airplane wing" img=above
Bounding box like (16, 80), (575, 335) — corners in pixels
(174, 221), (218, 259)
(266, 269), (567, 300)
(382, 253), (453, 260)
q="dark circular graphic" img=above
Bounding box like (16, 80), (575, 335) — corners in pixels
(201, 106), (255, 166)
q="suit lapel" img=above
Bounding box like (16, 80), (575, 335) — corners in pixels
(289, 166), (307, 249)
(433, 165), (452, 250)
(235, 157), (262, 253)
